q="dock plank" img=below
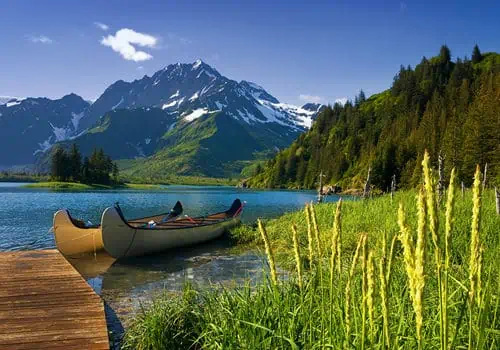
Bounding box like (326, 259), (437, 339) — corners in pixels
(0, 250), (109, 349)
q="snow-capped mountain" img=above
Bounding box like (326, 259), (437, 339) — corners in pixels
(0, 94), (89, 166)
(0, 96), (24, 105)
(3, 60), (324, 176)
(81, 59), (319, 132)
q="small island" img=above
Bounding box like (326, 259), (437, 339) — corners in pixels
(22, 144), (167, 191)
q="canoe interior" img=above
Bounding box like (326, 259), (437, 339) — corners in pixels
(128, 212), (229, 228)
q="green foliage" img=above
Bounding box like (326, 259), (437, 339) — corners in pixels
(50, 143), (119, 185)
(248, 46), (500, 190)
(123, 189), (500, 349)
(472, 44), (482, 64)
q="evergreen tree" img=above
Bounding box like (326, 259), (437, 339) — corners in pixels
(248, 45), (500, 190)
(81, 157), (90, 183)
(112, 163), (120, 183)
(472, 44), (482, 64)
(69, 143), (82, 181)
(51, 146), (68, 181)
(439, 45), (451, 63)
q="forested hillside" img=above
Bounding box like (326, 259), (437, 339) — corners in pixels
(248, 45), (500, 190)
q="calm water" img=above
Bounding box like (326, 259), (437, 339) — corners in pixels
(0, 182), (340, 336)
(0, 182), (337, 251)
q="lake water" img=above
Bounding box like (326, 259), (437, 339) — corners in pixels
(0, 182), (340, 339)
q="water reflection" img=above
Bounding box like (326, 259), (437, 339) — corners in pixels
(66, 236), (268, 339)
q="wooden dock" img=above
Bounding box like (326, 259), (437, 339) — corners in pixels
(0, 250), (109, 349)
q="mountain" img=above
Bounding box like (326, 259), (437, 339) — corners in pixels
(35, 60), (322, 177)
(0, 96), (23, 105)
(81, 60), (317, 132)
(0, 94), (90, 166)
(247, 47), (500, 190)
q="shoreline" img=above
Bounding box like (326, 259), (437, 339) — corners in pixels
(22, 181), (167, 190)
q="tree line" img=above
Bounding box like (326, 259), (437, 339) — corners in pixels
(51, 144), (119, 184)
(249, 45), (500, 190)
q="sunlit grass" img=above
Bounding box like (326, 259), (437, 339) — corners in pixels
(123, 156), (500, 349)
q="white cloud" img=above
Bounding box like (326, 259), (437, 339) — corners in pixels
(101, 28), (158, 62)
(335, 97), (348, 106)
(299, 94), (323, 104)
(137, 66), (144, 70)
(28, 35), (53, 44)
(94, 22), (109, 31)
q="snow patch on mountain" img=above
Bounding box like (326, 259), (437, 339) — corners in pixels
(169, 90), (180, 98)
(50, 122), (72, 142)
(215, 101), (227, 110)
(189, 92), (199, 101)
(71, 112), (85, 130)
(6, 100), (23, 107)
(162, 100), (178, 109)
(33, 137), (53, 155)
(112, 96), (124, 110)
(183, 108), (209, 122)
(192, 59), (202, 70)
(0, 96), (24, 105)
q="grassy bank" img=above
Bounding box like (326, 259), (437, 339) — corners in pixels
(123, 175), (238, 187)
(123, 159), (500, 349)
(23, 182), (166, 190)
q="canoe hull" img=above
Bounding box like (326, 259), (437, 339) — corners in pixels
(53, 210), (104, 256)
(102, 207), (240, 259)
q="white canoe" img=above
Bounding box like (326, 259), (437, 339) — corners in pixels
(102, 199), (243, 259)
(53, 201), (183, 257)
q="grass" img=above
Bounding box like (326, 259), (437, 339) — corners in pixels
(123, 156), (500, 349)
(120, 183), (167, 190)
(23, 181), (99, 190)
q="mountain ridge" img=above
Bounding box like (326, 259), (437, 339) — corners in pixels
(1, 60), (324, 177)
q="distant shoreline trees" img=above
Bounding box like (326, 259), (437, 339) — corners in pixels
(50, 144), (120, 185)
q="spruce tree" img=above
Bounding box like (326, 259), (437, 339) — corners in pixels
(472, 44), (482, 64)
(69, 143), (82, 182)
(51, 146), (67, 181)
(439, 45), (451, 63)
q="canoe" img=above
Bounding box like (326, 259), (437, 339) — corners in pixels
(101, 199), (244, 259)
(53, 201), (183, 257)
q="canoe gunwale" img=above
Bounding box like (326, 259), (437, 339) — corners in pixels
(61, 201), (183, 231)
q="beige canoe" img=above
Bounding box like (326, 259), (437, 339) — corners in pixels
(102, 199), (243, 259)
(53, 201), (183, 257)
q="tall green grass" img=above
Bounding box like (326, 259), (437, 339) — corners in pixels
(123, 155), (500, 349)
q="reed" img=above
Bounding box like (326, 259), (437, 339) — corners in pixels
(124, 182), (500, 350)
(305, 203), (314, 266)
(309, 202), (323, 258)
(361, 236), (368, 350)
(258, 219), (278, 286)
(345, 233), (366, 347)
(443, 167), (457, 349)
(366, 250), (375, 344)
(291, 224), (303, 290)
(330, 199), (342, 288)
(469, 165), (482, 349)
(379, 256), (390, 348)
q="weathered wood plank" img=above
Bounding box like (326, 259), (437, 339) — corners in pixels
(0, 250), (109, 349)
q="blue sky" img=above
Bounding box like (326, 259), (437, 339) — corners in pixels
(0, 0), (498, 106)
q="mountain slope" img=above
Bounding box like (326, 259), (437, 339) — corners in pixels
(81, 60), (318, 132)
(0, 94), (89, 166)
(248, 47), (500, 190)
(46, 60), (323, 177)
